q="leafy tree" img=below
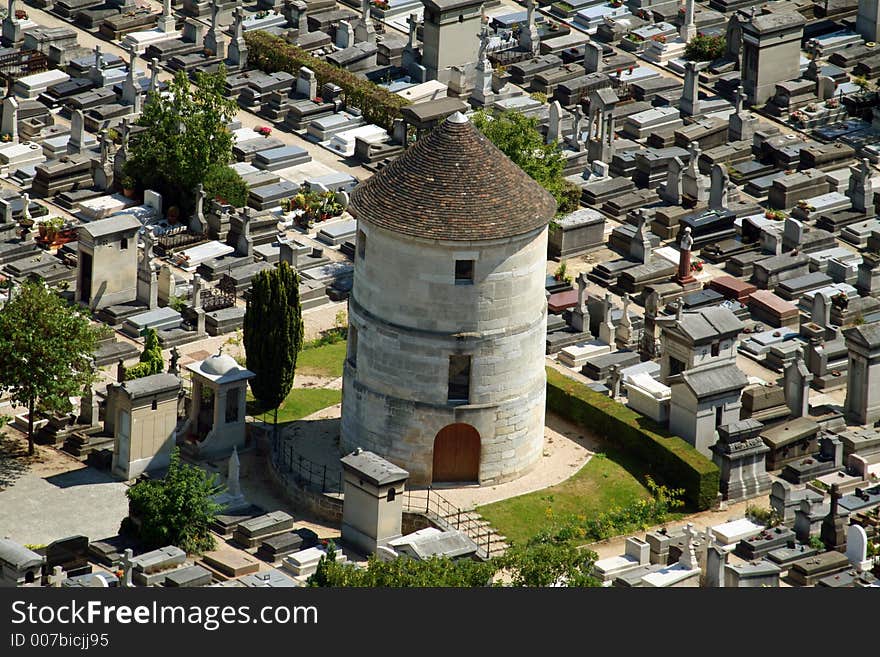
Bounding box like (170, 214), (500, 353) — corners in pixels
(472, 109), (580, 215)
(123, 448), (222, 554)
(125, 65), (238, 213)
(685, 34), (726, 61)
(0, 281), (101, 455)
(203, 164), (249, 208)
(307, 541), (600, 587)
(243, 261), (304, 424)
(500, 542), (600, 587)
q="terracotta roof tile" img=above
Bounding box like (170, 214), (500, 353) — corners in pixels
(349, 113), (557, 241)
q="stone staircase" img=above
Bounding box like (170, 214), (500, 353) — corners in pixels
(403, 489), (510, 560)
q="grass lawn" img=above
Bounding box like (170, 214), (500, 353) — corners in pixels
(249, 387), (341, 425)
(478, 447), (661, 547)
(295, 341), (347, 378)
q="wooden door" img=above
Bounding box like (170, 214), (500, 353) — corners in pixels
(432, 424), (480, 483)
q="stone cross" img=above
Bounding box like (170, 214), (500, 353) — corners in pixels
(8, 0), (16, 21)
(149, 58), (161, 93)
(163, 0), (171, 17)
(576, 271), (588, 313)
(48, 566), (66, 588)
(210, 0), (220, 32)
(681, 60), (700, 116)
(680, 523), (699, 570)
(407, 12), (418, 48)
(233, 6), (245, 41)
(121, 548), (134, 587)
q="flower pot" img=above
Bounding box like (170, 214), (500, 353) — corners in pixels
(123, 187), (135, 198)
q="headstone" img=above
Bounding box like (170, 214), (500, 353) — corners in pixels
(121, 548), (134, 587)
(68, 109), (85, 155)
(846, 523), (871, 571)
(709, 164), (729, 211)
(336, 20), (355, 49)
(1, 95), (18, 143)
(547, 100), (562, 144)
(296, 67), (317, 99)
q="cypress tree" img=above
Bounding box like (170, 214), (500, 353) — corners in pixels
(243, 261), (304, 424)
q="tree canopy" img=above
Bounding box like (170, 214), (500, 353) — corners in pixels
(125, 65), (238, 214)
(243, 261), (304, 416)
(123, 448), (223, 554)
(0, 281), (101, 454)
(307, 541), (600, 587)
(472, 109), (581, 215)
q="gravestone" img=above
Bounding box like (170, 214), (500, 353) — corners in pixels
(846, 523), (871, 571)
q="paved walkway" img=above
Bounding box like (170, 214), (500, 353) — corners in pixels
(0, 462), (130, 546)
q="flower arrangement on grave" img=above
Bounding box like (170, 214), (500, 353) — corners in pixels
(690, 260), (704, 272)
(255, 125), (273, 137)
(553, 261), (572, 284)
(609, 0), (623, 7)
(255, 10), (269, 19)
(15, 9), (27, 19)
(372, 0), (389, 8)
(652, 34), (667, 44)
(764, 209), (786, 220)
(831, 292), (848, 309)
(825, 97), (839, 108)
(0, 133), (12, 143)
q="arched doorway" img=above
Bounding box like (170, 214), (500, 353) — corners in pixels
(432, 423), (480, 483)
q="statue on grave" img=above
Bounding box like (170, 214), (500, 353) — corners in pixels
(169, 346), (180, 376)
(20, 191), (30, 224)
(477, 25), (491, 66)
(608, 364), (622, 400)
(93, 45), (102, 71)
(676, 227), (696, 286)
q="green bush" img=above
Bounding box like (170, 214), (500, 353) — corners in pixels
(203, 164), (249, 208)
(245, 31), (410, 131)
(685, 35), (726, 62)
(545, 368), (719, 510)
(124, 362), (155, 381)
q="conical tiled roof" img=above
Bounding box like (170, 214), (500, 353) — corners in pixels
(350, 112), (557, 241)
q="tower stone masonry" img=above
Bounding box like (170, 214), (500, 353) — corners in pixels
(341, 112), (557, 486)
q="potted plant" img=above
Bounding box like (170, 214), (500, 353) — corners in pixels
(121, 174), (136, 198)
(167, 206), (181, 224)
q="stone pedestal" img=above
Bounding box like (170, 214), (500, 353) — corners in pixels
(711, 419), (771, 502)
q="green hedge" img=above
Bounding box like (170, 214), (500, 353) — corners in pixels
(546, 368), (719, 510)
(245, 31), (410, 132)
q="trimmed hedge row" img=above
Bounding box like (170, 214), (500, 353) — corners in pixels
(245, 30), (410, 132)
(546, 367), (719, 510)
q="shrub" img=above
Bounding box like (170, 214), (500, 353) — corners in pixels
(245, 31), (410, 131)
(545, 367), (719, 509)
(685, 34), (726, 61)
(203, 164), (249, 208)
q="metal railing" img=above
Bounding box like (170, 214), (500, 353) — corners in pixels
(402, 488), (506, 560)
(269, 436), (507, 559)
(271, 435), (343, 494)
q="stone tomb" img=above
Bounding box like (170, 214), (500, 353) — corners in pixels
(232, 511), (295, 549)
(164, 565), (212, 587)
(130, 546), (187, 586)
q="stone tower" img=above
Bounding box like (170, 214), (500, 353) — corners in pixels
(342, 112), (557, 486)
